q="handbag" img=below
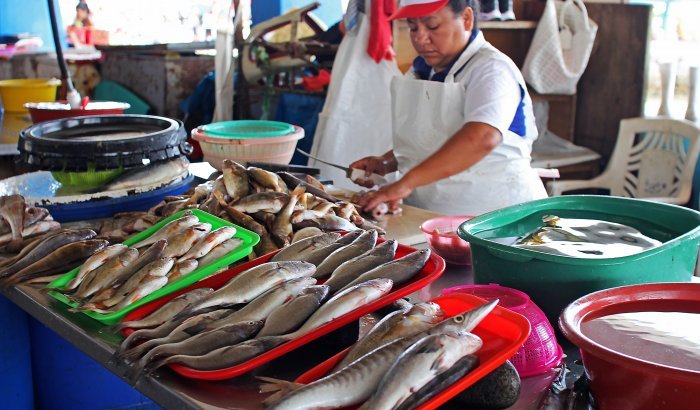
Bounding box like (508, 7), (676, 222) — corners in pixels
(522, 0), (598, 95)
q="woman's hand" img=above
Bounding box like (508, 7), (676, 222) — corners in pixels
(356, 179), (413, 212)
(349, 151), (398, 188)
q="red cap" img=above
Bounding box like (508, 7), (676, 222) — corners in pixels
(388, 0), (450, 20)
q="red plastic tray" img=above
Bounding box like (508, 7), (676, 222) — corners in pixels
(294, 293), (531, 410)
(120, 238), (445, 380)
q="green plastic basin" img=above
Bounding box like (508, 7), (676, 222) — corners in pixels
(458, 195), (700, 326)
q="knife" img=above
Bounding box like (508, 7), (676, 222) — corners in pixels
(296, 149), (387, 186)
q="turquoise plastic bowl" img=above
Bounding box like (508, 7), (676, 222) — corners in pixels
(200, 120), (295, 139)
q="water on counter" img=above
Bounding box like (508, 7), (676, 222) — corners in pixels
(508, 216), (662, 258)
(581, 311), (700, 372)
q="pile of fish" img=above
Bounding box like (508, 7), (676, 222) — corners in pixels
(99, 160), (385, 253)
(53, 210), (242, 313)
(112, 230), (431, 381)
(259, 300), (497, 410)
(0, 195), (60, 254)
(0, 228), (108, 288)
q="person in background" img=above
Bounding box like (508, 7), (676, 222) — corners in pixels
(67, 1), (93, 48)
(351, 0), (547, 216)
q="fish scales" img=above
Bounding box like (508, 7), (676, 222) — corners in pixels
(339, 249), (431, 292)
(324, 240), (397, 292)
(313, 230), (378, 278)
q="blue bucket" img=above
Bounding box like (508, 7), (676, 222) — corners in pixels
(0, 296), (33, 409)
(29, 319), (159, 410)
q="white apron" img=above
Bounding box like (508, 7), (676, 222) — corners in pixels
(391, 40), (547, 216)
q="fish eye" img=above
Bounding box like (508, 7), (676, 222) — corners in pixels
(453, 315), (464, 323)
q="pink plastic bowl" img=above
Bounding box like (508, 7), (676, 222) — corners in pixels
(420, 215), (474, 265)
(441, 283), (563, 377)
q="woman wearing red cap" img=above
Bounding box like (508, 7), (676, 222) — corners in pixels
(352, 0), (547, 215)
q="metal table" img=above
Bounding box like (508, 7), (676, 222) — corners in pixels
(2, 255), (562, 410)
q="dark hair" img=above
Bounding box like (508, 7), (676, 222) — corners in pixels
(448, 0), (479, 29)
(76, 1), (89, 12)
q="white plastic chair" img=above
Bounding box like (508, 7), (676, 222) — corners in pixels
(548, 118), (700, 205)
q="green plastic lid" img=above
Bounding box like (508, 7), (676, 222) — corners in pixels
(200, 120), (296, 139)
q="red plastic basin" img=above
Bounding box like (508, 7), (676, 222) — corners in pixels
(25, 100), (130, 123)
(559, 283), (700, 410)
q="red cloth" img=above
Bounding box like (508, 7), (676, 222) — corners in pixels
(302, 69), (331, 91)
(367, 0), (396, 63)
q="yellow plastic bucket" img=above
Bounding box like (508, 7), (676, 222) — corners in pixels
(0, 79), (61, 112)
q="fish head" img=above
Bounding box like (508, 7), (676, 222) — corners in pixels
(429, 299), (498, 335)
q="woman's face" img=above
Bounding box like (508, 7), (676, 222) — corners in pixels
(407, 6), (474, 73)
(77, 8), (88, 21)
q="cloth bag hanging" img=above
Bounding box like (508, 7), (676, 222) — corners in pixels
(522, 0), (598, 95)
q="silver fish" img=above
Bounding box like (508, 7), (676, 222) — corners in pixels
(271, 232), (341, 262)
(0, 195), (25, 251)
(265, 335), (420, 410)
(291, 227), (323, 244)
(108, 288), (214, 332)
(0, 206), (49, 236)
(78, 240), (167, 299)
(103, 157), (189, 192)
(254, 234), (279, 257)
(324, 240), (397, 292)
(152, 335), (287, 371)
(64, 244), (129, 291)
(301, 230), (363, 266)
(177, 226), (236, 262)
(291, 209), (329, 224)
(222, 159), (249, 202)
(248, 167), (287, 193)
(111, 275), (168, 312)
(290, 278), (393, 337)
(101, 257), (175, 308)
(314, 230), (378, 278)
(334, 301), (445, 370)
(166, 259), (199, 284)
(263, 300), (497, 410)
(132, 320), (264, 378)
(119, 309), (232, 362)
(0, 228), (96, 279)
(196, 238), (243, 267)
(131, 211), (198, 249)
(393, 355), (480, 410)
(271, 186), (305, 247)
(203, 277), (317, 331)
(359, 333), (483, 410)
(2, 239), (109, 287)
(294, 214), (360, 232)
(162, 224), (210, 258)
(190, 261), (316, 312)
(232, 192), (289, 214)
(217, 193), (266, 236)
(0, 220), (61, 246)
(339, 249), (430, 292)
(257, 285), (330, 337)
(72, 248), (140, 300)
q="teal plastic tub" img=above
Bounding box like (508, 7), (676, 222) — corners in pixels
(47, 209), (260, 325)
(458, 195), (700, 326)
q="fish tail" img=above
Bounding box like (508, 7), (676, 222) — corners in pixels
(120, 344), (149, 363)
(257, 376), (305, 405)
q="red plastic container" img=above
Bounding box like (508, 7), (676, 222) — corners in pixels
(419, 215), (473, 265)
(121, 238), (446, 380)
(559, 283), (700, 410)
(25, 100), (130, 123)
(295, 293), (531, 410)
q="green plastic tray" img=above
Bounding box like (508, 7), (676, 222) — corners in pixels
(200, 120), (295, 139)
(458, 195), (700, 326)
(47, 209), (260, 325)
